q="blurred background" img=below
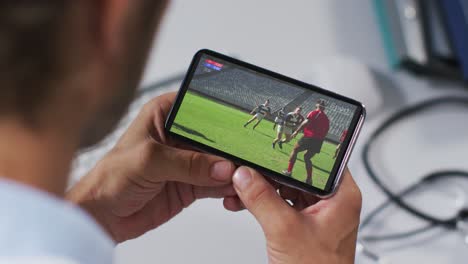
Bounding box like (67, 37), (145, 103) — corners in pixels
(72, 0), (468, 263)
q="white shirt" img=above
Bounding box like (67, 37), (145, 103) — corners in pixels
(0, 179), (115, 264)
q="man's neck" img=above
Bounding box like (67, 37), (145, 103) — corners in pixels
(0, 118), (78, 197)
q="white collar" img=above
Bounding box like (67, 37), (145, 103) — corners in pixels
(0, 179), (114, 264)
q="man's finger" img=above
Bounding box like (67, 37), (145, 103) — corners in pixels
(303, 169), (362, 231)
(223, 196), (245, 212)
(117, 92), (177, 147)
(143, 141), (235, 186)
(193, 184), (237, 199)
(232, 166), (297, 234)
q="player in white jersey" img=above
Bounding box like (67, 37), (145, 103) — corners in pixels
(272, 107), (286, 130)
(273, 107), (304, 149)
(243, 99), (271, 129)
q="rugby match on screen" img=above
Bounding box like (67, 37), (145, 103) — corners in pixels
(170, 55), (358, 190)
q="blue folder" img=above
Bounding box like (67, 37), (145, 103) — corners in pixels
(440, 0), (468, 81)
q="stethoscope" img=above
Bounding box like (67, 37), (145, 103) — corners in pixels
(359, 97), (468, 261)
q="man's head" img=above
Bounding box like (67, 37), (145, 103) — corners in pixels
(294, 107), (302, 114)
(316, 99), (326, 111)
(0, 1), (168, 148)
(264, 99), (270, 106)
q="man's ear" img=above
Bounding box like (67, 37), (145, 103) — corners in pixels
(92, 0), (133, 58)
(89, 0), (169, 68)
(52, 0), (135, 125)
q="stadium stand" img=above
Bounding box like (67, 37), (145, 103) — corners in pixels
(190, 66), (356, 142)
(191, 67), (303, 111)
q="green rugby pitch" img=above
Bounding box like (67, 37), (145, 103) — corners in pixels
(171, 91), (338, 190)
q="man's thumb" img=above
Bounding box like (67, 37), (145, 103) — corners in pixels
(233, 166), (295, 233)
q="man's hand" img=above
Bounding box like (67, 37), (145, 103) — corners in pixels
(226, 167), (361, 264)
(67, 92), (236, 242)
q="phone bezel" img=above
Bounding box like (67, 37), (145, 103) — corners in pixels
(164, 49), (366, 197)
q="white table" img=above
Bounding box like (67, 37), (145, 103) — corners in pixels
(112, 1), (468, 263)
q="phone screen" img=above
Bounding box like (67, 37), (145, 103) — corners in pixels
(166, 50), (364, 195)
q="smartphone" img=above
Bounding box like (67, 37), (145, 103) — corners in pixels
(165, 49), (365, 197)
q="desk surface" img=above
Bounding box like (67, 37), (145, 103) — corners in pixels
(79, 1), (468, 263)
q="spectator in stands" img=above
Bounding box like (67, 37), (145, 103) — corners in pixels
(283, 99), (330, 185)
(243, 99), (271, 129)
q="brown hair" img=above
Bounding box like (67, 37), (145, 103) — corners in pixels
(0, 2), (68, 117)
(0, 1), (168, 121)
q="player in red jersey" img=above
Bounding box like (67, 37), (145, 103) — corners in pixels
(333, 129), (348, 159)
(282, 99), (330, 185)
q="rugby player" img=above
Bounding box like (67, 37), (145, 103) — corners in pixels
(282, 99), (330, 185)
(243, 99), (271, 129)
(275, 107), (304, 149)
(272, 107), (286, 130)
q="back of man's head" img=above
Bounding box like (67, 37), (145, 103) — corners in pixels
(0, 1), (168, 147)
(0, 2), (67, 118)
